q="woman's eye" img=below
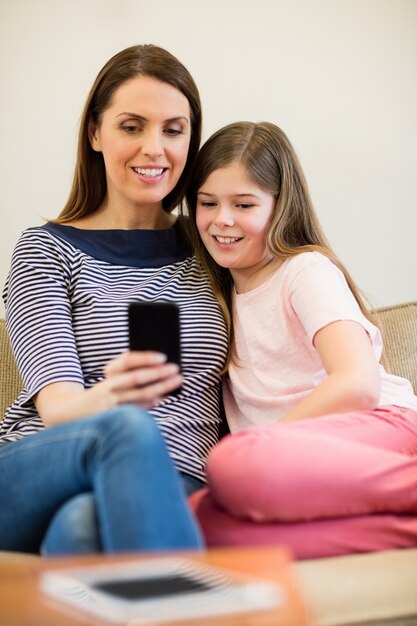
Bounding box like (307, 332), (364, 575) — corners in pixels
(122, 124), (141, 134)
(199, 201), (217, 208)
(164, 128), (183, 136)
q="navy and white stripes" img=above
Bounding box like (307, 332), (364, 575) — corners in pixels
(1, 222), (228, 482)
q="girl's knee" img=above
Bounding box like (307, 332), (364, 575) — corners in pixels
(206, 430), (273, 519)
(208, 427), (279, 483)
(206, 426), (300, 519)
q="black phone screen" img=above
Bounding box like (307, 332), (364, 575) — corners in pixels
(128, 301), (181, 368)
(93, 573), (212, 600)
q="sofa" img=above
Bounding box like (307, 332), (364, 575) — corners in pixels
(1, 301), (417, 626)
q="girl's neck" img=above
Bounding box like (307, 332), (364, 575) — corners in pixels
(231, 256), (285, 294)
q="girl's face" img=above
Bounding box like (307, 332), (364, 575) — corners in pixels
(196, 161), (276, 289)
(90, 75), (191, 223)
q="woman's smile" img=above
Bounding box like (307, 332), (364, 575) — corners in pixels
(131, 166), (168, 184)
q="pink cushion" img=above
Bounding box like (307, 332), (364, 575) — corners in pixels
(189, 489), (417, 560)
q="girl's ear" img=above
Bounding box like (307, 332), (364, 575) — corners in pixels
(88, 118), (101, 152)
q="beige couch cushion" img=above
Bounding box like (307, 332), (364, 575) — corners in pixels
(296, 549), (417, 626)
(0, 319), (22, 416)
(371, 301), (417, 393)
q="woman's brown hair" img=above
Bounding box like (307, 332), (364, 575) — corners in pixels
(55, 44), (202, 223)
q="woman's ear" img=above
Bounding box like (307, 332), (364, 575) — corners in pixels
(88, 118), (101, 152)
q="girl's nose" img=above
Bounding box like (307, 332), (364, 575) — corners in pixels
(214, 207), (235, 227)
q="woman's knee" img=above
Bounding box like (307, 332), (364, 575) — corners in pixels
(88, 404), (165, 458)
(91, 404), (161, 441)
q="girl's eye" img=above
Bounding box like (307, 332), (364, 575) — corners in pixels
(237, 203), (254, 209)
(200, 201), (217, 208)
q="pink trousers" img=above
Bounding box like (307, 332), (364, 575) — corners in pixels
(190, 405), (417, 559)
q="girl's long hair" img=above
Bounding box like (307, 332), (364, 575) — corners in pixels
(54, 44), (202, 223)
(185, 121), (373, 368)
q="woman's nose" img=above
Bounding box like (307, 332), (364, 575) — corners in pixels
(141, 130), (163, 158)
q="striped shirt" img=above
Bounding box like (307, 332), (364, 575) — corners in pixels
(1, 220), (228, 482)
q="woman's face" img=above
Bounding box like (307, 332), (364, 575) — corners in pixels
(90, 75), (191, 219)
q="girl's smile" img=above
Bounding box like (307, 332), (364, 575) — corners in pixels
(212, 235), (243, 247)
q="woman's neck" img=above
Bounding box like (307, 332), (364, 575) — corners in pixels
(67, 200), (176, 230)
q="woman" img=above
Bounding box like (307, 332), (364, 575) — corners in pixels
(0, 44), (227, 554)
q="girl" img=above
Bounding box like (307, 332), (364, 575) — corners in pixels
(0, 45), (227, 554)
(185, 121), (417, 559)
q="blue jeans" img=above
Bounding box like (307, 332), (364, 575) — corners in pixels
(0, 405), (203, 554)
(41, 473), (204, 555)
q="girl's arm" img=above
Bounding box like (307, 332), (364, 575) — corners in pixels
(279, 320), (381, 423)
(35, 350), (182, 427)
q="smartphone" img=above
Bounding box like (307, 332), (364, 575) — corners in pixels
(128, 301), (181, 369)
(41, 557), (283, 623)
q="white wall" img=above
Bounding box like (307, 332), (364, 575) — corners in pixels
(1, 0), (416, 317)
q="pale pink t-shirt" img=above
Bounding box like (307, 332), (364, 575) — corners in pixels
(223, 251), (417, 432)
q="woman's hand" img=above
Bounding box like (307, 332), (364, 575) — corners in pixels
(103, 350), (182, 408)
(35, 351), (183, 427)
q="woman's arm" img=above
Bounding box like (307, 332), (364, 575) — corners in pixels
(35, 350), (182, 427)
(279, 320), (381, 423)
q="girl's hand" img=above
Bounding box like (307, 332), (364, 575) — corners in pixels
(35, 351), (182, 427)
